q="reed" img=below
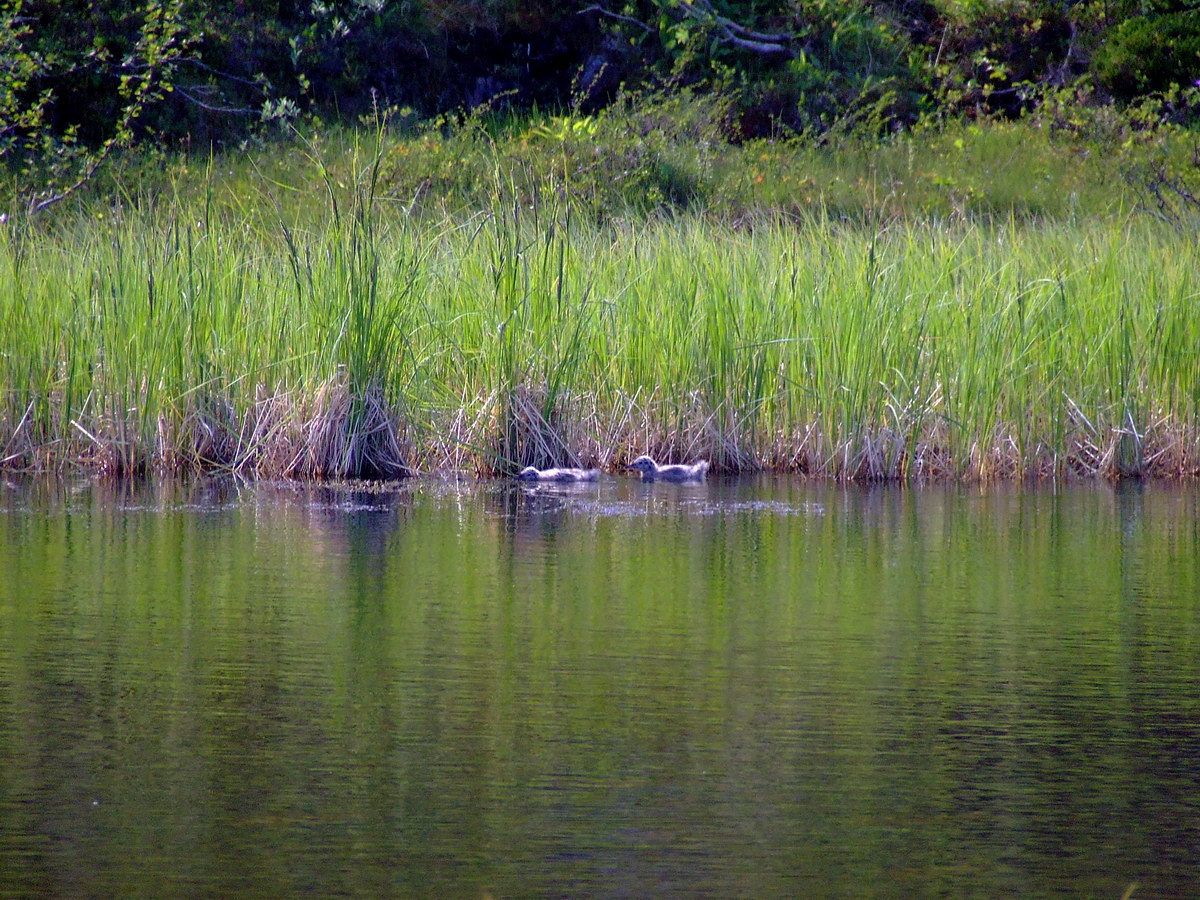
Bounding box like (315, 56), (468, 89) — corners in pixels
(2, 143), (1199, 481)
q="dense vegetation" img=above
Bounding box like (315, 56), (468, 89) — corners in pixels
(2, 119), (1199, 480)
(6, 0), (1200, 216)
(3, 2), (1200, 481)
(6, 0), (1200, 150)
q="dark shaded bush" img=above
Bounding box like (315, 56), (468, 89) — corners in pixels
(8, 0), (1200, 164)
(8, 0), (614, 148)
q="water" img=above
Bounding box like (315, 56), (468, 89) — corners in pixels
(1, 476), (1198, 897)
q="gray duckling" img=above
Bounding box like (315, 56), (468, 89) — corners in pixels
(628, 455), (710, 482)
(517, 466), (600, 482)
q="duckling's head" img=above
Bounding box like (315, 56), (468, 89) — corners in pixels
(516, 466), (541, 481)
(628, 455), (658, 473)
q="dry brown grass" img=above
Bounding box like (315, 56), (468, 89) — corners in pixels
(4, 381), (1200, 483)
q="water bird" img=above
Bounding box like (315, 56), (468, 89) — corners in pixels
(516, 466), (600, 482)
(628, 455), (709, 482)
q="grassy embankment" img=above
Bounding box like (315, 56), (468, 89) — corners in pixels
(2, 112), (1199, 480)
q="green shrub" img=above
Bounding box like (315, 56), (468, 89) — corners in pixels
(1094, 11), (1200, 99)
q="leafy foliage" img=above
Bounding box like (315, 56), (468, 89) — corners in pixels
(2, 0), (189, 213)
(6, 0), (1200, 214)
(1093, 10), (1200, 99)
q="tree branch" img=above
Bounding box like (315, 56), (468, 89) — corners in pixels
(718, 31), (793, 55)
(120, 56), (268, 90)
(29, 140), (111, 213)
(579, 1), (794, 57)
(688, 0), (791, 45)
(174, 84), (260, 115)
(577, 5), (653, 33)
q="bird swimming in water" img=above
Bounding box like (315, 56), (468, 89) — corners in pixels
(516, 466), (600, 482)
(627, 455), (709, 482)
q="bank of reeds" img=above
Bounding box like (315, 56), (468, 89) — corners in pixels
(2, 141), (1199, 481)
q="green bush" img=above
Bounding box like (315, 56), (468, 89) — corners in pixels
(1093, 11), (1200, 99)
(9, 0), (1200, 175)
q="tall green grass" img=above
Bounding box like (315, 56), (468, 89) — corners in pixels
(2, 136), (1199, 480)
(12, 106), (1158, 227)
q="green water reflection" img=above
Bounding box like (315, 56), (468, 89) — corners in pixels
(1, 478), (1198, 897)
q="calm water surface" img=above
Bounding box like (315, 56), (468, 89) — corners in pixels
(1, 477), (1198, 897)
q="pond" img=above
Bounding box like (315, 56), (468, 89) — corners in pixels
(1, 476), (1198, 897)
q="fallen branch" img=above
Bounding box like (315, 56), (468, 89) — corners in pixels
(578, 5), (654, 33)
(579, 1), (794, 57)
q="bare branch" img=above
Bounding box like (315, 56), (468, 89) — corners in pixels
(174, 84), (260, 115)
(577, 5), (653, 33)
(688, 0), (791, 45)
(723, 20), (791, 45)
(120, 56), (268, 90)
(577, 1), (794, 56)
(716, 30), (793, 55)
(29, 143), (110, 214)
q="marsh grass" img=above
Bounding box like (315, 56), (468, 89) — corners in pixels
(23, 103), (1154, 228)
(2, 125), (1200, 481)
